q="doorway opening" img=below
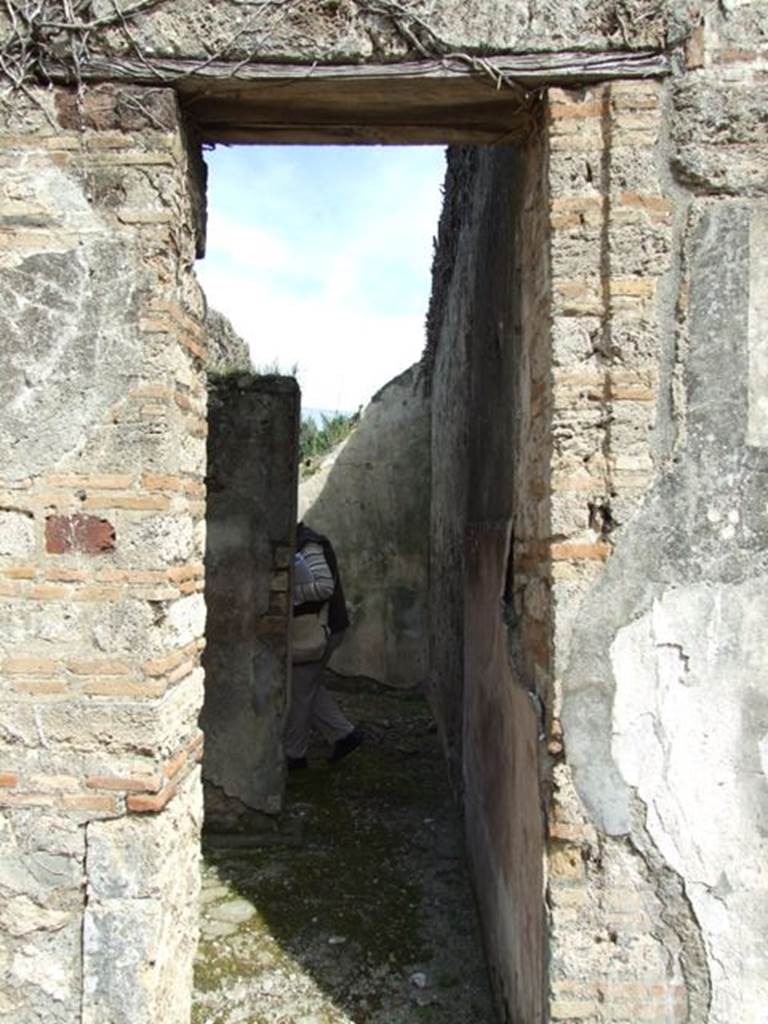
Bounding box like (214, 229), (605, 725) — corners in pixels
(194, 142), (500, 1022)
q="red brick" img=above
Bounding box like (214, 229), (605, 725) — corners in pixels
(27, 583), (69, 600)
(86, 773), (163, 793)
(61, 793), (119, 813)
(550, 542), (612, 562)
(0, 792), (55, 807)
(3, 656), (59, 674)
(164, 749), (187, 780)
(127, 780), (176, 813)
(46, 513), (115, 554)
(187, 730), (204, 762)
(67, 658), (132, 676)
(143, 644), (194, 677)
(4, 565), (36, 580)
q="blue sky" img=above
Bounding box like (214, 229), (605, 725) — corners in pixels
(196, 145), (446, 411)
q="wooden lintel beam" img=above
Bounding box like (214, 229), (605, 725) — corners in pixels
(194, 121), (531, 146)
(52, 49), (671, 91)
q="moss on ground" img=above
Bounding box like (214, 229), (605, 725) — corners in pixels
(193, 677), (492, 1024)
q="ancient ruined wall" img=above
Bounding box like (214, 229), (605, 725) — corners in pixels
(427, 137), (550, 1021)
(201, 375), (298, 825)
(0, 85), (206, 1022)
(545, 16), (768, 1021)
(427, 11), (768, 1018)
(298, 365), (430, 689)
(2, 1), (694, 65)
(542, 78), (692, 1023)
(426, 146), (480, 781)
(205, 308), (252, 374)
(2, 2), (766, 1022)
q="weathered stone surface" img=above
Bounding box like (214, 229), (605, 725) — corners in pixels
(299, 364), (430, 688)
(35, 669), (203, 756)
(84, 771), (202, 1024)
(612, 581), (768, 1022)
(427, 140), (548, 1021)
(201, 375), (298, 818)
(0, 811), (85, 1022)
(1, 4), (766, 1022)
(55, 85), (179, 132)
(561, 198), (768, 1019)
(0, 509), (35, 556)
(0, 246), (144, 482)
(672, 76), (768, 194)
(208, 898), (255, 925)
(205, 308), (251, 373)
(69, 0), (692, 64)
(747, 204), (768, 446)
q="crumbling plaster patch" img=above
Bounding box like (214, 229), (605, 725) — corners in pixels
(560, 165), (768, 1023)
(612, 581), (768, 1022)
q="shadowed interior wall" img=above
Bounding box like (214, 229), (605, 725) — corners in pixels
(426, 140), (548, 1022)
(201, 375), (298, 824)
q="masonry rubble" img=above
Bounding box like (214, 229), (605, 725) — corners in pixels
(0, 2), (766, 1022)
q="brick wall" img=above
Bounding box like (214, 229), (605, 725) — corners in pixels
(0, 83), (206, 1022)
(544, 81), (696, 1023)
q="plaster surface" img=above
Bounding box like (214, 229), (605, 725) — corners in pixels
(299, 365), (430, 689)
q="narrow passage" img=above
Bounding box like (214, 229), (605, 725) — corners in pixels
(193, 674), (494, 1023)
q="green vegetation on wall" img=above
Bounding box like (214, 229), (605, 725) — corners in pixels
(299, 411), (360, 475)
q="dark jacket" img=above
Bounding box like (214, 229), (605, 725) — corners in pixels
(294, 523), (350, 634)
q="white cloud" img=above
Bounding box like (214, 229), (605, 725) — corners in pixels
(196, 145), (445, 411)
(198, 261), (424, 410)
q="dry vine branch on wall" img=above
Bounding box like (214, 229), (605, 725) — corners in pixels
(1, 0), (535, 102)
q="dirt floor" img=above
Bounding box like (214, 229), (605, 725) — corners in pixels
(192, 674), (496, 1024)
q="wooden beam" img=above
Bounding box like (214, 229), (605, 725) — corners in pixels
(48, 49), (671, 144)
(60, 49), (672, 87)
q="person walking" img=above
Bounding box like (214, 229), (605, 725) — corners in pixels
(283, 522), (363, 770)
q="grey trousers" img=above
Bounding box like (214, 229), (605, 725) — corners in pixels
(283, 635), (354, 758)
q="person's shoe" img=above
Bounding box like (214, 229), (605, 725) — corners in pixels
(328, 728), (364, 765)
(286, 756), (308, 772)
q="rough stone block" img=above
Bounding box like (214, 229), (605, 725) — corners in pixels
(672, 77), (768, 194)
(84, 770), (202, 1024)
(0, 509), (35, 556)
(37, 668), (203, 756)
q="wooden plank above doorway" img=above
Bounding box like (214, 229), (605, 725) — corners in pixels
(63, 50), (671, 145)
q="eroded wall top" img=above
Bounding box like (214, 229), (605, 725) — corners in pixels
(0, 0), (702, 69)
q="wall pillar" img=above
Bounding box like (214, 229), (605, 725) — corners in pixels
(201, 374), (298, 826)
(0, 83), (207, 1022)
(548, 69), (768, 1023)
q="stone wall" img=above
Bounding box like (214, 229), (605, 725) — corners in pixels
(527, 52), (767, 1024)
(1, 2), (766, 1022)
(205, 308), (252, 374)
(3, 1), (696, 64)
(427, 28), (767, 1021)
(298, 365), (430, 689)
(550, 37), (768, 1024)
(427, 138), (550, 1020)
(201, 374), (298, 825)
(0, 84), (207, 1022)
